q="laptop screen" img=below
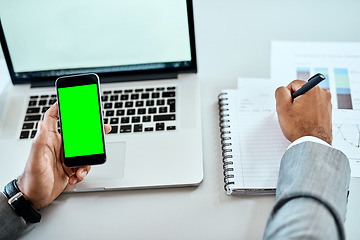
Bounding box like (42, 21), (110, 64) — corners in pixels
(0, 0), (196, 84)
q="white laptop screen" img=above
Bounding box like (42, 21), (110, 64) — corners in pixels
(0, 0), (196, 82)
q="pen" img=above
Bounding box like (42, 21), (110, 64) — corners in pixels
(292, 73), (326, 99)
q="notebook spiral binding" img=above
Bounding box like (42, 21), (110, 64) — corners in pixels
(218, 93), (235, 193)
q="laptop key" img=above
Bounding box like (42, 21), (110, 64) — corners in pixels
(116, 110), (125, 116)
(121, 117), (130, 123)
(30, 96), (39, 99)
(145, 127), (154, 132)
(109, 125), (118, 134)
(156, 123), (165, 131)
(104, 103), (113, 109)
(38, 100), (47, 105)
(103, 91), (111, 94)
(42, 107), (50, 113)
(138, 108), (146, 115)
(28, 100), (37, 106)
(131, 94), (139, 100)
(31, 130), (37, 138)
(127, 109), (135, 115)
(103, 118), (109, 124)
(20, 131), (30, 139)
(143, 116), (151, 122)
(136, 101), (144, 107)
(153, 114), (176, 121)
(101, 96), (108, 102)
(121, 94), (129, 100)
(135, 89), (144, 92)
(159, 107), (167, 113)
(157, 99), (165, 105)
(110, 118), (119, 124)
(152, 92), (160, 98)
(141, 93), (150, 99)
(146, 100), (154, 106)
(148, 108), (157, 114)
(27, 107), (40, 114)
(134, 124), (143, 132)
(22, 123), (34, 129)
(125, 102), (133, 108)
(114, 90), (122, 94)
(132, 116), (141, 123)
(115, 102), (123, 108)
(168, 99), (176, 112)
(24, 115), (41, 121)
(162, 91), (176, 98)
(167, 126), (176, 130)
(49, 99), (57, 105)
(40, 95), (49, 98)
(110, 95), (119, 101)
(120, 125), (132, 133)
(105, 110), (115, 117)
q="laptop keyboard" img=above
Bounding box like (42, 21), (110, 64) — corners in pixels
(19, 86), (177, 139)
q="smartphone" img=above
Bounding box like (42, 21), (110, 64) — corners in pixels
(56, 73), (106, 167)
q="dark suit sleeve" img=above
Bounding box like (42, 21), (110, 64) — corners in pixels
(263, 142), (351, 240)
(0, 192), (27, 240)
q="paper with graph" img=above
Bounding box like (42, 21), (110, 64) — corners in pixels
(271, 41), (360, 177)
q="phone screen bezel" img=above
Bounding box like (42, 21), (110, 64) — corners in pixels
(56, 73), (106, 167)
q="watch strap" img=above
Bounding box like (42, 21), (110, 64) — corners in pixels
(4, 180), (41, 223)
(4, 179), (21, 199)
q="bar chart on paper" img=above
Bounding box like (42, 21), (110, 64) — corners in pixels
(272, 41), (360, 176)
(296, 67), (359, 110)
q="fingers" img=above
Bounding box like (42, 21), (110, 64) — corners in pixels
(75, 166), (91, 181)
(104, 124), (112, 134)
(286, 80), (306, 93)
(68, 166), (91, 185)
(275, 86), (292, 113)
(43, 103), (59, 132)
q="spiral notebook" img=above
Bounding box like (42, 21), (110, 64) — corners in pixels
(218, 78), (289, 195)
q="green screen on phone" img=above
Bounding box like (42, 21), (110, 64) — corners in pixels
(58, 84), (104, 158)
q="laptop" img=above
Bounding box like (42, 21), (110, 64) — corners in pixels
(0, 0), (203, 192)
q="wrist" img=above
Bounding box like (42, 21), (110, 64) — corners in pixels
(3, 179), (41, 223)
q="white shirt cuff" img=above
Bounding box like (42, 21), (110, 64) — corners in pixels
(287, 136), (332, 150)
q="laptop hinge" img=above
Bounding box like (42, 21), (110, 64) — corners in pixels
(99, 72), (178, 84)
(31, 80), (55, 88)
(30, 72), (179, 88)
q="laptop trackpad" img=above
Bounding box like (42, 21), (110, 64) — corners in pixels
(85, 142), (126, 181)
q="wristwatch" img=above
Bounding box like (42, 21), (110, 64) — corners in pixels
(3, 179), (41, 223)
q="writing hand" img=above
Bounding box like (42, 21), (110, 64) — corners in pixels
(16, 103), (111, 209)
(275, 80), (332, 145)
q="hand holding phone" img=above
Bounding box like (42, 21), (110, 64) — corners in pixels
(56, 73), (106, 167)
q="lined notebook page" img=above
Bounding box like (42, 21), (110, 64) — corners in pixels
(225, 78), (290, 194)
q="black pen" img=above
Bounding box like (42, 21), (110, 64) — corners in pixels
(292, 73), (326, 99)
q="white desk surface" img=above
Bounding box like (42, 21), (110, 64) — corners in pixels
(0, 0), (359, 239)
